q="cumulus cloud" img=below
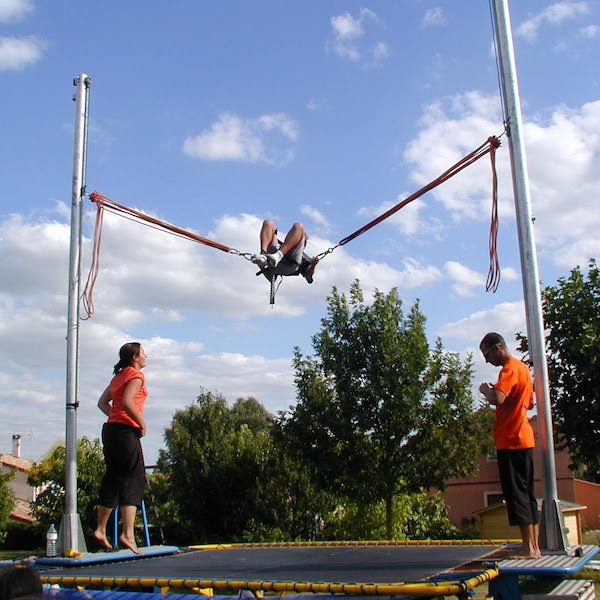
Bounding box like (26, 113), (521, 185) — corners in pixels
(578, 24), (600, 38)
(422, 7), (446, 28)
(183, 112), (298, 166)
(403, 93), (600, 268)
(300, 205), (330, 230)
(0, 35), (45, 70)
(328, 8), (388, 68)
(444, 261), (485, 297)
(0, 0), (33, 22)
(515, 2), (590, 42)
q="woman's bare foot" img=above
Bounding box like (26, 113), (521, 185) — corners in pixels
(92, 529), (113, 551)
(119, 534), (142, 555)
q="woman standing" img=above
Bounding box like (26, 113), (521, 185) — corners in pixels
(93, 342), (148, 554)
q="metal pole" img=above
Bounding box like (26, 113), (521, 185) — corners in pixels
(60, 73), (91, 554)
(491, 0), (567, 552)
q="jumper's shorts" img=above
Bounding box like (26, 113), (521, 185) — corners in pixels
(267, 236), (306, 276)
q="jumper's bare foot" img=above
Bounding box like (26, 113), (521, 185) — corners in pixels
(119, 534), (142, 555)
(92, 530), (112, 551)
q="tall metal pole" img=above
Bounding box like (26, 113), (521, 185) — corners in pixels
(60, 73), (91, 554)
(491, 1), (567, 552)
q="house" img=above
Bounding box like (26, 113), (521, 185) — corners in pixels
(440, 420), (600, 533)
(0, 435), (39, 523)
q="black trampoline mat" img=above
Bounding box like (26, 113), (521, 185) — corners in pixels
(39, 544), (501, 584)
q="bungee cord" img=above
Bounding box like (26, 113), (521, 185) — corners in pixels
(81, 134), (503, 317)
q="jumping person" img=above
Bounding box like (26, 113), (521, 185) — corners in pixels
(479, 332), (540, 559)
(251, 220), (319, 284)
(93, 342), (148, 554)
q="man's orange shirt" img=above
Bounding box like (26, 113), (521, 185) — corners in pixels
(107, 366), (147, 429)
(493, 356), (535, 449)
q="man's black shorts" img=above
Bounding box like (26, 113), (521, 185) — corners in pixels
(497, 448), (539, 526)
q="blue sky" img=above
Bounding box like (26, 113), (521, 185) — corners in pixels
(1, 0), (599, 463)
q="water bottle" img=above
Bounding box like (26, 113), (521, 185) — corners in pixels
(46, 523), (58, 557)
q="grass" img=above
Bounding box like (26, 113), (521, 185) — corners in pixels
(0, 549), (42, 561)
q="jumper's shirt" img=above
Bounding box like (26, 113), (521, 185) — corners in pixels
(493, 356), (535, 449)
(107, 366), (147, 429)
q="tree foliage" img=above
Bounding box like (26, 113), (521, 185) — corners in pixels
(323, 492), (458, 541)
(156, 392), (275, 542)
(28, 437), (105, 536)
(154, 391), (335, 544)
(519, 259), (600, 481)
(0, 470), (15, 544)
(281, 281), (485, 537)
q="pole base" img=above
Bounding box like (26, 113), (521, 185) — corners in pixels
(539, 499), (569, 553)
(58, 513), (88, 555)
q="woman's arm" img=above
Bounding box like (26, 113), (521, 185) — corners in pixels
(97, 387), (112, 417)
(122, 378), (146, 436)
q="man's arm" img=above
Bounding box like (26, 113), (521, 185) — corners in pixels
(479, 382), (506, 406)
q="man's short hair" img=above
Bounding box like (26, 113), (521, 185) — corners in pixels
(480, 332), (506, 352)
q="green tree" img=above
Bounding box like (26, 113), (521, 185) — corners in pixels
(0, 471), (15, 544)
(156, 391), (276, 542)
(281, 281), (484, 537)
(518, 259), (600, 481)
(28, 437), (105, 537)
(323, 492), (458, 541)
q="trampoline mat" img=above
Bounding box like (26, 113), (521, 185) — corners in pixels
(39, 544), (501, 584)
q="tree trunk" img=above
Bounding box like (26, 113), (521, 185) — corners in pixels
(385, 493), (393, 539)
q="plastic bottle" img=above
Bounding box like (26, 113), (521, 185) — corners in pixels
(46, 523), (58, 557)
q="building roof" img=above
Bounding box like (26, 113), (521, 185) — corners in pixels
(10, 498), (34, 523)
(0, 453), (33, 473)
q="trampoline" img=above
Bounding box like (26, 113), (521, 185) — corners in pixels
(39, 541), (502, 596)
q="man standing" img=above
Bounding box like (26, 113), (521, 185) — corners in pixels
(479, 332), (540, 559)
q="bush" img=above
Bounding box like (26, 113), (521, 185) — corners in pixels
(2, 521), (43, 551)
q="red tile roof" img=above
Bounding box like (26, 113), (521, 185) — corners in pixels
(10, 499), (34, 523)
(0, 454), (33, 473)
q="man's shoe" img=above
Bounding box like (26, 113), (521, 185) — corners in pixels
(266, 250), (284, 268)
(251, 253), (268, 268)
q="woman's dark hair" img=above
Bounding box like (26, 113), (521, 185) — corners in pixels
(0, 565), (43, 599)
(113, 342), (141, 375)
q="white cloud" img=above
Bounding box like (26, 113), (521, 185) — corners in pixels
(502, 266), (520, 281)
(306, 97), (328, 111)
(404, 93), (600, 268)
(444, 261), (485, 297)
(422, 7), (446, 28)
(183, 112), (298, 166)
(0, 0), (33, 22)
(396, 258), (443, 289)
(516, 2), (590, 41)
(328, 8), (388, 68)
(0, 35), (45, 70)
(438, 301), (526, 344)
(578, 24), (600, 38)
(300, 205), (330, 229)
